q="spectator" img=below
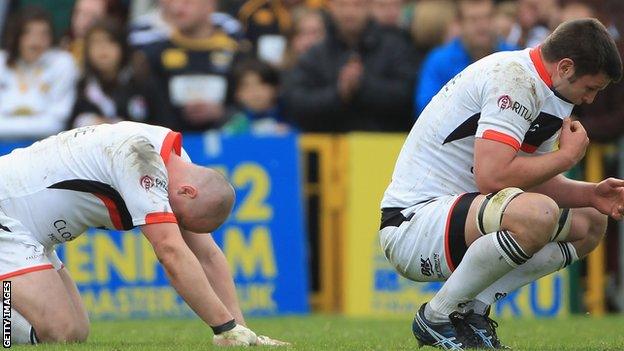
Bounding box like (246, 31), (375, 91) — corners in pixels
(283, 0), (418, 132)
(140, 0), (243, 132)
(560, 1), (596, 23)
(282, 6), (326, 69)
(415, 0), (516, 116)
(504, 0), (551, 48)
(130, 0), (245, 49)
(493, 1), (517, 41)
(410, 0), (458, 55)
(0, 6), (78, 140)
(67, 19), (162, 129)
(370, 0), (404, 28)
(61, 0), (108, 65)
(237, 0), (292, 66)
(220, 0), (326, 17)
(222, 59), (288, 134)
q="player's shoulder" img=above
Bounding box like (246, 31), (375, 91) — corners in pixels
(477, 49), (542, 95)
(115, 121), (172, 136)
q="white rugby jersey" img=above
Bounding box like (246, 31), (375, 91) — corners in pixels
(382, 47), (574, 209)
(0, 122), (189, 248)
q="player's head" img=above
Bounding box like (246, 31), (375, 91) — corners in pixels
(168, 166), (235, 233)
(542, 18), (622, 105)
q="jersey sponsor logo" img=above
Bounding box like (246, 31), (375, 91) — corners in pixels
(497, 95), (513, 110)
(54, 219), (76, 242)
(420, 256), (433, 277)
(140, 175), (168, 191)
(498, 95), (533, 121)
(512, 101), (533, 121)
(140, 175), (155, 190)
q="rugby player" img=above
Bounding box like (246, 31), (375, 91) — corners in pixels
(0, 121), (287, 346)
(380, 19), (623, 349)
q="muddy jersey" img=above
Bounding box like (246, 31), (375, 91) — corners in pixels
(382, 47), (574, 208)
(0, 121), (190, 247)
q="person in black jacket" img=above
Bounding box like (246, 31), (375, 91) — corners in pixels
(68, 18), (162, 129)
(282, 0), (419, 132)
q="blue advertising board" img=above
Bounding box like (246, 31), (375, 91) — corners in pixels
(0, 132), (309, 319)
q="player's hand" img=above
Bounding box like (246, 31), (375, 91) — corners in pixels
(256, 335), (291, 346)
(592, 177), (624, 220)
(558, 117), (589, 168)
(212, 324), (258, 346)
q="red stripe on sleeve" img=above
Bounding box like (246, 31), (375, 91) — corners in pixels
(482, 130), (521, 151)
(145, 212), (178, 225)
(520, 143), (538, 153)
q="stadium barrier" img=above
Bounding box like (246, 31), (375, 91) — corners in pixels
(299, 135), (347, 312)
(585, 144), (607, 316)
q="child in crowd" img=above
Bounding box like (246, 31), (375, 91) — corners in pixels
(68, 18), (161, 128)
(222, 59), (289, 134)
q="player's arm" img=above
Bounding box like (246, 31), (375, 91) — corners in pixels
(474, 118), (589, 194)
(142, 223), (259, 345)
(181, 228), (245, 326)
(529, 174), (594, 207)
(141, 222), (235, 326)
(531, 174), (624, 219)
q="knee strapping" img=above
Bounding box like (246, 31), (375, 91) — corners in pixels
(476, 187), (523, 235)
(551, 208), (571, 242)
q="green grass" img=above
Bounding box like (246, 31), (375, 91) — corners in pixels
(8, 314), (624, 350)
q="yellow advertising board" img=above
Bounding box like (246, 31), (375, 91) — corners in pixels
(341, 133), (568, 318)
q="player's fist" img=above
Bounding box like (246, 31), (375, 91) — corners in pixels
(559, 117), (589, 167)
(213, 324), (258, 346)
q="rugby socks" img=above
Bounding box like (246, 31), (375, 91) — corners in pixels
(9, 308), (38, 344)
(426, 231), (530, 323)
(473, 242), (578, 313)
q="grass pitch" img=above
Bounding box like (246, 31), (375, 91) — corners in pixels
(8, 314), (624, 350)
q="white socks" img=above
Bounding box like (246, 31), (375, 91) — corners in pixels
(426, 231), (530, 323)
(474, 242), (578, 312)
(9, 308), (38, 344)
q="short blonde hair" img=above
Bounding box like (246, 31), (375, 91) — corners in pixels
(411, 0), (457, 51)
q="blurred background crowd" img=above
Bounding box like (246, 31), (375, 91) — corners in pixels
(1, 0), (624, 311)
(0, 0), (621, 139)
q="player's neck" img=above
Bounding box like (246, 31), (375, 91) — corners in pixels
(165, 153), (185, 182)
(539, 50), (557, 83)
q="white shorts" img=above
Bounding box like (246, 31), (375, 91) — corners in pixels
(0, 210), (63, 280)
(379, 193), (479, 282)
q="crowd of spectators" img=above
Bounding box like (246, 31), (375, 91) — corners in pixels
(0, 0), (621, 139)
